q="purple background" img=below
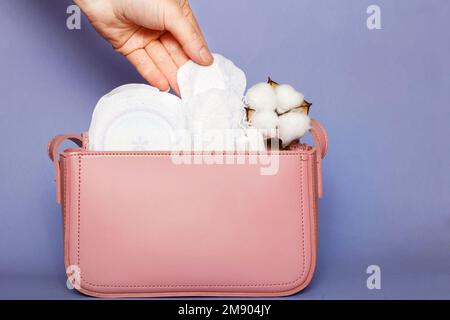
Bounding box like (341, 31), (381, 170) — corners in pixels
(1, 0), (449, 299)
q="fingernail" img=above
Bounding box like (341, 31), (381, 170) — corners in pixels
(199, 47), (213, 64)
(156, 80), (169, 92)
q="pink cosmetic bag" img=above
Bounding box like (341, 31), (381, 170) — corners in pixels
(48, 119), (328, 298)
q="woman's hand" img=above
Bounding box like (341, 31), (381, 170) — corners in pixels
(75, 0), (213, 94)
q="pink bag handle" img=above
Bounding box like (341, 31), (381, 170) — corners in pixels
(48, 133), (86, 203)
(309, 119), (328, 159)
(307, 119), (328, 198)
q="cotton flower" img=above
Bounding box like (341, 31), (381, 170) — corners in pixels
(275, 84), (305, 114)
(245, 82), (277, 112)
(278, 111), (311, 147)
(250, 111), (279, 138)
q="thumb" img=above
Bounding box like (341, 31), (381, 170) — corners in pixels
(164, 3), (213, 65)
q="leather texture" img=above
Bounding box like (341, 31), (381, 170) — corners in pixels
(49, 120), (328, 297)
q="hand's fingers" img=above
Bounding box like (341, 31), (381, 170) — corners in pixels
(160, 33), (189, 67)
(116, 27), (162, 55)
(145, 40), (180, 95)
(126, 49), (169, 91)
(164, 3), (213, 66)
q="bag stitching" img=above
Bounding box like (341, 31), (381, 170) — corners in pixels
(77, 156), (81, 267)
(77, 155), (308, 288)
(64, 151), (311, 157)
(64, 161), (71, 265)
(74, 154), (310, 288)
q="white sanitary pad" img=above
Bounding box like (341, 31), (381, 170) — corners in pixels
(88, 84), (185, 151)
(177, 53), (247, 101)
(88, 54), (265, 152)
(178, 54), (250, 151)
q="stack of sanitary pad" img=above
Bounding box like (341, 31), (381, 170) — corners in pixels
(88, 54), (264, 152)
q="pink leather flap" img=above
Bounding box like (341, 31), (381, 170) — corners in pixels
(60, 150), (319, 297)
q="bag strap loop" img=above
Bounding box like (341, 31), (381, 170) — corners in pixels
(308, 119), (328, 198)
(309, 119), (328, 159)
(48, 134), (86, 204)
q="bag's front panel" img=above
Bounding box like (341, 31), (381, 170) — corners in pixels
(62, 151), (317, 297)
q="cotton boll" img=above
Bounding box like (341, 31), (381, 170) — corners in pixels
(245, 82), (277, 112)
(278, 112), (311, 147)
(250, 111), (279, 138)
(275, 84), (305, 114)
